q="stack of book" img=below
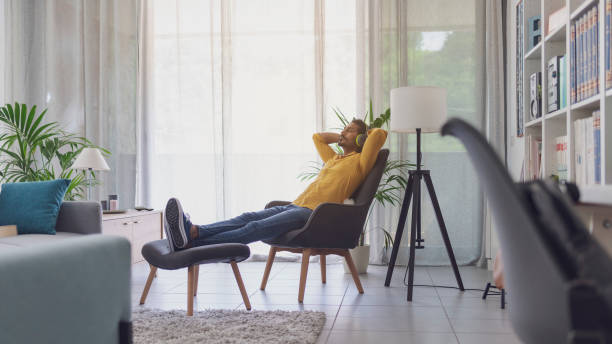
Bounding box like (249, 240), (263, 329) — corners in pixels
(574, 110), (601, 185)
(554, 135), (568, 181)
(525, 135), (542, 181)
(571, 5), (599, 104)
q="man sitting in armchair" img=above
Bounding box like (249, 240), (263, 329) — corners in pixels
(163, 119), (387, 251)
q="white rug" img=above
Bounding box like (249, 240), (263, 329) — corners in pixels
(133, 308), (326, 344)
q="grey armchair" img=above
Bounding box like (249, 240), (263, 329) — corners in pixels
(260, 149), (389, 302)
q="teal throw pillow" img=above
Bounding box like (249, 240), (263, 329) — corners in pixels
(0, 179), (71, 235)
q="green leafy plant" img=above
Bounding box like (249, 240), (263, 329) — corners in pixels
(0, 102), (110, 200)
(298, 102), (416, 248)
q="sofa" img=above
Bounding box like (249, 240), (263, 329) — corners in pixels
(0, 201), (132, 344)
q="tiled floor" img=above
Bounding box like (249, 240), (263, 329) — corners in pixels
(132, 261), (522, 344)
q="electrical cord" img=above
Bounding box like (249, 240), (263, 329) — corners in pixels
(402, 264), (487, 292)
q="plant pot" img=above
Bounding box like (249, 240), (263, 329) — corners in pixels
(343, 245), (370, 274)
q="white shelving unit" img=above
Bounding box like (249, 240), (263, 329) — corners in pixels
(518, 0), (612, 202)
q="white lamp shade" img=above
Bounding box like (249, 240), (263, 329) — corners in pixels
(70, 148), (110, 171)
(390, 86), (447, 133)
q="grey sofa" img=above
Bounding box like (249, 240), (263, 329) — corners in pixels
(0, 201), (132, 344)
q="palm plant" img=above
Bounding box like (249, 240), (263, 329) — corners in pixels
(298, 102), (416, 248)
(0, 102), (110, 200)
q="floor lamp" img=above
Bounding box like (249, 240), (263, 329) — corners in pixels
(383, 86), (464, 301)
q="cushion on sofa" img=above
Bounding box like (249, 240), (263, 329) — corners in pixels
(0, 179), (70, 235)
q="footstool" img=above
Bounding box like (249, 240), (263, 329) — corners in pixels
(139, 239), (252, 315)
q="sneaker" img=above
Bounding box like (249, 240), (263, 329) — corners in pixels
(164, 198), (188, 250)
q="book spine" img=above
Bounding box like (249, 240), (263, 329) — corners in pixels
(594, 111), (601, 183)
(581, 15), (585, 100)
(593, 6), (599, 94)
(561, 55), (567, 108)
(576, 18), (582, 103)
(587, 10), (592, 98)
(574, 119), (582, 184)
(587, 116), (595, 184)
(607, 0), (611, 89)
(572, 24), (576, 103)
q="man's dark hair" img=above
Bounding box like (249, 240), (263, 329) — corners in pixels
(351, 118), (368, 152)
(351, 118), (368, 135)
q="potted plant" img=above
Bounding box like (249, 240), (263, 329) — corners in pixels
(0, 102), (110, 200)
(298, 103), (415, 273)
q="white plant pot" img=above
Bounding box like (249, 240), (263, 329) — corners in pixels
(343, 245), (370, 274)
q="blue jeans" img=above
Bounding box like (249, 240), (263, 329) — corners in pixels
(189, 204), (312, 246)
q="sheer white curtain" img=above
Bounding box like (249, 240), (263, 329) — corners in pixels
(364, 0), (485, 265)
(1, 0), (139, 206)
(147, 0), (319, 256)
(146, 0), (486, 263)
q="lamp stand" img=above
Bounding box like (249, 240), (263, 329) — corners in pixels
(86, 168), (93, 201)
(384, 128), (465, 301)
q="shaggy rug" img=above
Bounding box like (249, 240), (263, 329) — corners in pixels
(133, 308), (326, 344)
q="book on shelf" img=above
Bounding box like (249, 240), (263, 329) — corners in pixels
(530, 71), (542, 120)
(571, 23), (576, 103)
(574, 110), (601, 186)
(560, 55), (567, 109)
(525, 135), (542, 181)
(555, 135), (568, 181)
(547, 56), (562, 113)
(571, 4), (600, 103)
(607, 0), (612, 89)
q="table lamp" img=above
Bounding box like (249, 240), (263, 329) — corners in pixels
(383, 86), (465, 301)
(70, 148), (110, 200)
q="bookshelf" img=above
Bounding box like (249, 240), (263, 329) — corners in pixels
(516, 0), (612, 203)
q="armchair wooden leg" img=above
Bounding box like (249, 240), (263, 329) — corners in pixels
(260, 246), (277, 290)
(231, 261), (252, 310)
(193, 265), (200, 296)
(298, 249), (312, 303)
(320, 254), (326, 284)
(343, 250), (364, 294)
(187, 265), (195, 316)
(139, 265), (158, 305)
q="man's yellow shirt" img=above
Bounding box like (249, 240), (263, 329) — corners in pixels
(293, 128), (388, 210)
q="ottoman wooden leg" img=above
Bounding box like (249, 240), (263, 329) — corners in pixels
(231, 261), (252, 310)
(139, 265), (158, 305)
(187, 265), (195, 316)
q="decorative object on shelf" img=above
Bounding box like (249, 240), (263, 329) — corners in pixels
(528, 15), (542, 50)
(547, 55), (562, 113)
(70, 148), (110, 200)
(547, 6), (567, 35)
(383, 86), (464, 301)
(0, 102), (110, 200)
(108, 194), (119, 210)
(530, 71), (542, 120)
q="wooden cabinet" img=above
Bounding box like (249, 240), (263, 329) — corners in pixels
(102, 210), (163, 263)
